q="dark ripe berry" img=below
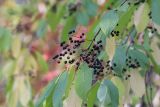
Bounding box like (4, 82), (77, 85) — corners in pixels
(71, 59), (75, 62)
(57, 61), (60, 63)
(96, 72), (100, 75)
(113, 63), (117, 67)
(68, 30), (75, 34)
(110, 67), (113, 70)
(67, 48), (71, 51)
(80, 36), (83, 38)
(97, 40), (102, 44)
(100, 69), (103, 72)
(63, 47), (67, 50)
(59, 57), (62, 60)
(70, 40), (73, 43)
(76, 62), (80, 66)
(69, 37), (72, 41)
(128, 74), (131, 77)
(107, 60), (110, 64)
(67, 56), (70, 59)
(93, 45), (96, 49)
(72, 30), (75, 33)
(113, 30), (117, 34)
(128, 2), (131, 5)
(68, 31), (72, 35)
(69, 60), (72, 64)
(154, 28), (157, 32)
(128, 56), (131, 59)
(72, 50), (76, 53)
(60, 53), (63, 56)
(113, 73), (116, 76)
(64, 61), (67, 64)
(69, 52), (72, 55)
(82, 33), (85, 35)
(122, 68), (126, 72)
(60, 41), (65, 46)
(125, 77), (128, 80)
(64, 51), (67, 54)
(126, 59), (128, 62)
(111, 31), (114, 37)
(52, 55), (59, 59)
(134, 2), (140, 5)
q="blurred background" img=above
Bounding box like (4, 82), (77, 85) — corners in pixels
(1, 0), (160, 107)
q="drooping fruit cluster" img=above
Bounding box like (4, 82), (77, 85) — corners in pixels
(52, 28), (143, 81)
(52, 29), (85, 67)
(126, 56), (140, 69)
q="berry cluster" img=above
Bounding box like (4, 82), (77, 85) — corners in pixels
(80, 40), (105, 79)
(126, 56), (140, 69)
(148, 11), (152, 19)
(111, 30), (120, 37)
(52, 30), (85, 67)
(147, 26), (157, 34)
(52, 28), (144, 81)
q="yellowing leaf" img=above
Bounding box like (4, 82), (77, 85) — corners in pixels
(129, 71), (145, 97)
(2, 60), (16, 78)
(11, 36), (21, 58)
(18, 77), (31, 106)
(7, 76), (31, 107)
(64, 86), (82, 107)
(134, 3), (149, 33)
(24, 54), (38, 73)
(106, 37), (116, 59)
(111, 77), (125, 100)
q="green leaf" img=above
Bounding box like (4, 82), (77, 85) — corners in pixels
(104, 80), (119, 107)
(35, 78), (57, 107)
(97, 80), (119, 107)
(143, 31), (152, 52)
(134, 3), (150, 33)
(0, 26), (12, 52)
(35, 52), (48, 72)
(84, 0), (98, 17)
(64, 67), (75, 99)
(87, 82), (100, 107)
(99, 10), (119, 36)
(83, 18), (100, 47)
(151, 0), (160, 25)
(117, 1), (129, 12)
(46, 3), (65, 31)
(75, 63), (92, 100)
(115, 5), (136, 34)
(52, 72), (68, 107)
(61, 16), (76, 42)
(76, 11), (89, 26)
(128, 47), (149, 68)
(36, 19), (47, 38)
(112, 45), (127, 74)
(97, 83), (109, 103)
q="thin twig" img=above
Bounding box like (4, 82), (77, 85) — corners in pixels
(87, 28), (101, 50)
(120, 0), (128, 6)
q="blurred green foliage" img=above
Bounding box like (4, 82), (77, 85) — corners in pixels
(0, 0), (160, 107)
